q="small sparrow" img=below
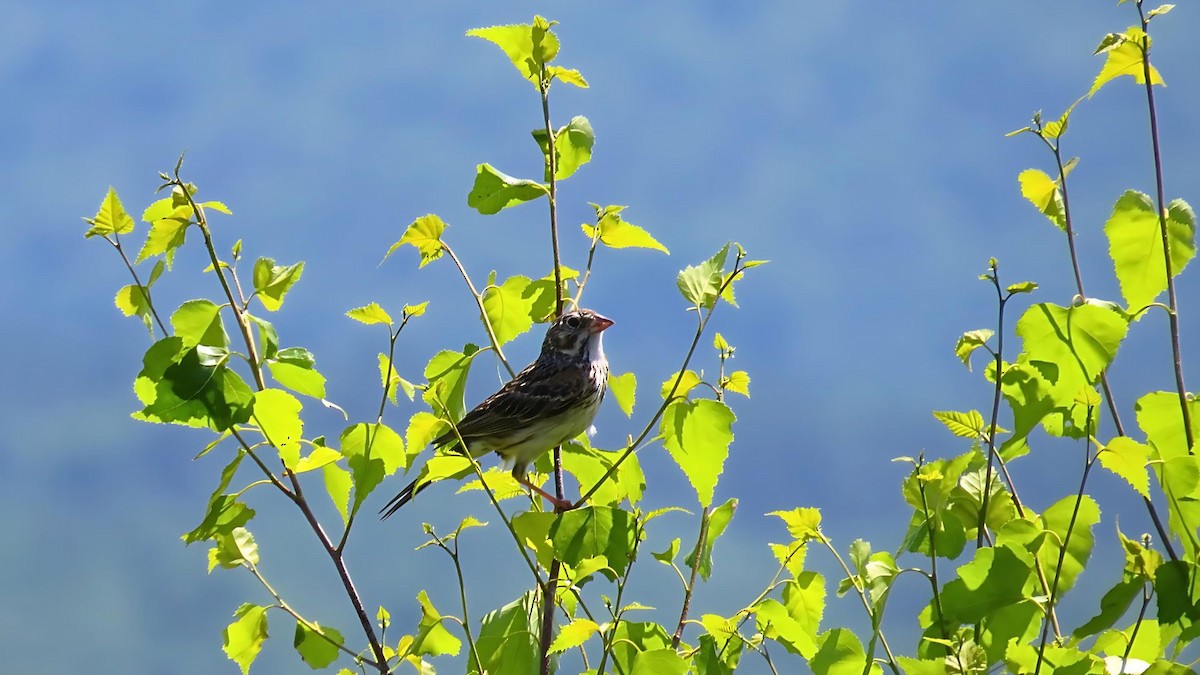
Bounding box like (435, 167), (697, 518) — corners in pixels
(380, 309), (613, 518)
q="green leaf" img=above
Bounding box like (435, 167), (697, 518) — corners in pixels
(294, 444), (340, 473)
(251, 389), (304, 470)
(247, 313), (279, 360)
(685, 498), (737, 581)
(939, 545), (1035, 624)
(756, 598), (817, 658)
(894, 657), (950, 675)
(482, 274), (536, 345)
(133, 338), (254, 431)
(1018, 168), (1066, 231)
(266, 357), (327, 399)
(1098, 436), (1151, 498)
(467, 17), (559, 85)
(223, 604), (269, 675)
(722, 371), (750, 398)
(932, 410), (986, 439)
(339, 423), (406, 503)
(994, 358), (1057, 455)
(652, 538), (680, 566)
(607, 622), (672, 675)
(630, 648), (688, 675)
(471, 592), (540, 675)
(955, 329), (994, 370)
(423, 345), (481, 422)
(1007, 281), (1039, 295)
(115, 284), (153, 333)
(1015, 302), (1129, 405)
(411, 590), (461, 658)
(549, 618), (599, 654)
(810, 628), (880, 675)
(533, 115), (594, 180)
(346, 302), (393, 326)
(1090, 27), (1164, 98)
(547, 65), (588, 88)
(136, 203), (192, 266)
(209, 526), (259, 570)
(172, 299), (229, 349)
(293, 622), (343, 669)
(1105, 191), (1196, 311)
(783, 572), (825, 645)
(660, 369), (702, 400)
(378, 353), (414, 404)
(677, 244), (730, 309)
(769, 507), (822, 543)
(581, 207), (669, 254)
(467, 164), (547, 215)
(660, 399), (736, 507)
(183, 493), (255, 545)
(607, 372), (636, 417)
(323, 463), (352, 525)
(1136, 391), (1200, 461)
(549, 506), (637, 576)
(1074, 579), (1143, 639)
(406, 411), (450, 465)
(84, 186), (136, 238)
(1039, 494), (1101, 595)
(201, 200), (231, 215)
(561, 441), (645, 507)
(251, 258), (304, 312)
(385, 214), (447, 268)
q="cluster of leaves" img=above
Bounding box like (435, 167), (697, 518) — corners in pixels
(83, 3), (1200, 675)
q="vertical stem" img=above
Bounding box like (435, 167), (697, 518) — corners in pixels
(978, 270), (1007, 548)
(1136, 3), (1194, 455)
(538, 72), (566, 675)
(672, 506), (711, 648)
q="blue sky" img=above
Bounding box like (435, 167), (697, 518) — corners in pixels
(3, 2), (1199, 673)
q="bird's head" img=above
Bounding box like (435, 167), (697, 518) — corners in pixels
(543, 309), (613, 358)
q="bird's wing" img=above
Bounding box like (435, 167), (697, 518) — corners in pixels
(433, 359), (592, 445)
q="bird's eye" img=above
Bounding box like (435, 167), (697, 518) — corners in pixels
(565, 315), (582, 329)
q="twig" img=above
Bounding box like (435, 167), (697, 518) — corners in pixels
(672, 506), (711, 648)
(441, 243), (515, 379)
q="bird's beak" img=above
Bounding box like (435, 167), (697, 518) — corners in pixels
(591, 314), (614, 333)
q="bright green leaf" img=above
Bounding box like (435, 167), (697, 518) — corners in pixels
(252, 389), (304, 470)
(723, 371), (750, 397)
(581, 208), (669, 254)
(685, 498), (737, 581)
(660, 399), (735, 507)
(385, 214), (447, 268)
(1018, 168), (1066, 231)
(549, 506), (637, 576)
(136, 205), (192, 266)
(133, 338), (254, 431)
(955, 329), (994, 370)
(1090, 27), (1164, 98)
(661, 370), (702, 400)
(756, 598), (817, 658)
(810, 628), (880, 675)
(1016, 302), (1129, 405)
(608, 372), (636, 417)
(630, 648), (689, 675)
(770, 507), (822, 543)
(172, 299), (228, 349)
(223, 604), (269, 675)
(347, 302), (393, 326)
(482, 275), (535, 345)
(1098, 436), (1151, 498)
(549, 618), (599, 654)
(252, 258), (304, 312)
(323, 464), (352, 525)
(1074, 578), (1143, 640)
(933, 410), (986, 439)
(423, 345), (481, 422)
(467, 18), (559, 85)
(471, 592), (540, 675)
(84, 186), (136, 238)
(1105, 191), (1195, 311)
(677, 245), (729, 309)
(467, 164), (547, 215)
(413, 591), (461, 657)
(293, 622), (344, 669)
(533, 115), (594, 180)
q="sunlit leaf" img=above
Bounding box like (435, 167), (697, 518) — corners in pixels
(608, 372), (636, 417)
(678, 244), (730, 309)
(1018, 168), (1066, 231)
(660, 399), (735, 507)
(84, 186), (135, 238)
(548, 618), (599, 654)
(1089, 27), (1164, 98)
(955, 329), (994, 371)
(347, 302), (393, 326)
(1105, 191), (1195, 311)
(412, 591), (461, 657)
(385, 214), (447, 268)
(251, 258), (304, 312)
(467, 164), (547, 215)
(482, 274), (536, 345)
(293, 622), (343, 669)
(251, 389), (304, 470)
(223, 604), (269, 675)
(1098, 436), (1151, 498)
(685, 498), (737, 581)
(467, 17), (560, 85)
(581, 207), (669, 254)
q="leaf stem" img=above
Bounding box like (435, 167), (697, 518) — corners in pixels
(978, 267), (1008, 549)
(431, 531), (486, 675)
(106, 233), (170, 336)
(817, 537), (900, 675)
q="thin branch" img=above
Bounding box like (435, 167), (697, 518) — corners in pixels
(441, 243), (516, 379)
(105, 233), (170, 336)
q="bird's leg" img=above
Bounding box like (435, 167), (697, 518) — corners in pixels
(513, 469), (575, 511)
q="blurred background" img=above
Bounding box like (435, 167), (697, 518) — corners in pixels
(2, 1), (1198, 672)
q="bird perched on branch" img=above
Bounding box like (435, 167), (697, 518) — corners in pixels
(380, 309), (613, 518)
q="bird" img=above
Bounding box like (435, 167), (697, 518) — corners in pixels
(379, 308), (613, 519)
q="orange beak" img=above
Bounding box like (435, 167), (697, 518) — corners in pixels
(591, 314), (614, 333)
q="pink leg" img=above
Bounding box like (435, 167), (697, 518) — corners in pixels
(515, 473), (575, 511)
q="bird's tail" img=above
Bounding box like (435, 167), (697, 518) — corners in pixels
(378, 477), (431, 520)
